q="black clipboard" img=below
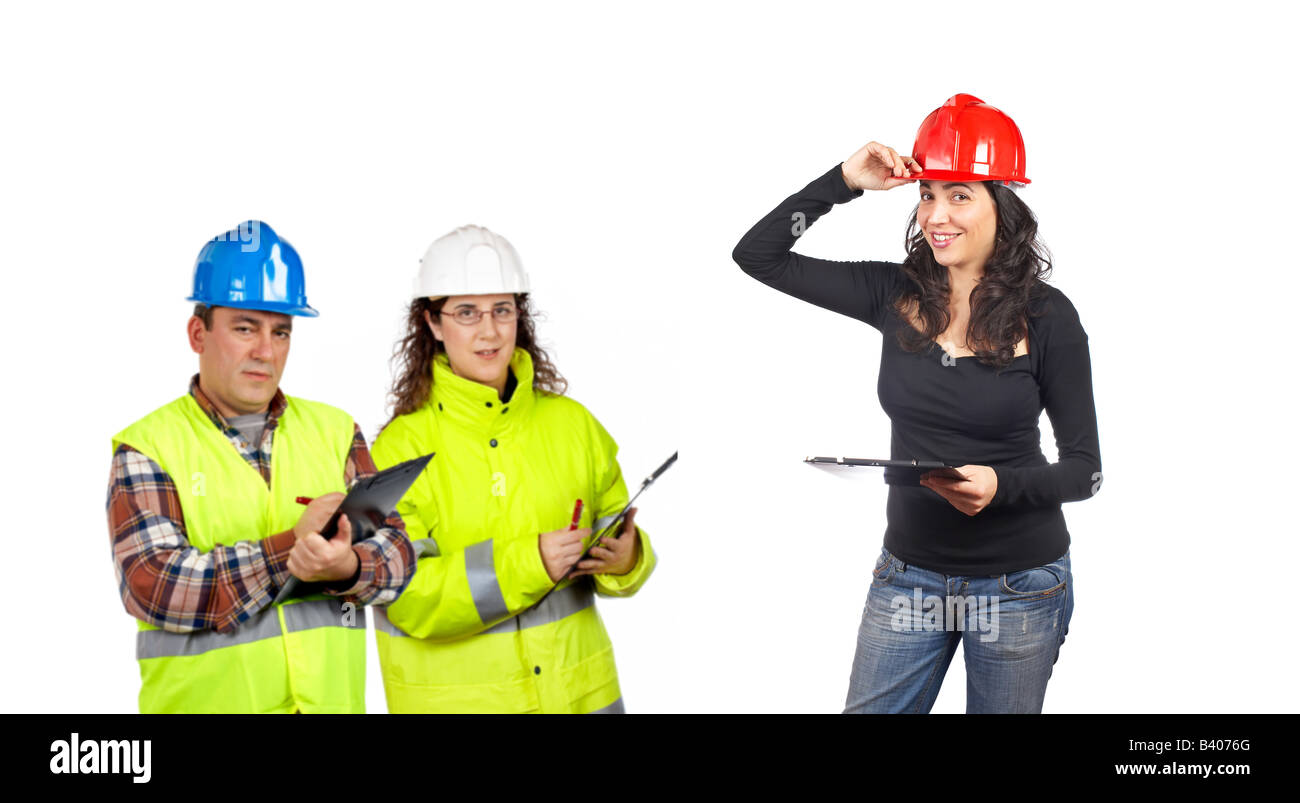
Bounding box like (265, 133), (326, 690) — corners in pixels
(535, 450), (677, 606)
(804, 455), (966, 486)
(272, 452), (434, 605)
(574, 450), (677, 566)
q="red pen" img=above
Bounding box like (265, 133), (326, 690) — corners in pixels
(295, 496), (314, 505)
(568, 499), (584, 530)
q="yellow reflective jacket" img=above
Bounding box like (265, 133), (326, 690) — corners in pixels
(113, 394), (366, 714)
(371, 348), (655, 713)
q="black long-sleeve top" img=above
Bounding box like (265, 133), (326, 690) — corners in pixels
(733, 163), (1102, 575)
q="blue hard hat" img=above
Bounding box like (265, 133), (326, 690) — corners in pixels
(188, 221), (319, 317)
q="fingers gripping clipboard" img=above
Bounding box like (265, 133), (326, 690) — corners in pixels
(534, 450), (678, 608)
(272, 452), (434, 605)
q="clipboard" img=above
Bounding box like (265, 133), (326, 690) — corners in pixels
(804, 455), (967, 486)
(534, 450), (678, 607)
(272, 452), (434, 605)
(570, 451), (677, 571)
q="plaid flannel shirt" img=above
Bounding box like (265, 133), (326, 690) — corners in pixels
(107, 376), (415, 634)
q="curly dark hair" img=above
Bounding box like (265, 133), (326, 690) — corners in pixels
(893, 182), (1052, 370)
(385, 293), (567, 426)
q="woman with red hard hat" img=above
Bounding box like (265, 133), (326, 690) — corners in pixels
(733, 94), (1101, 713)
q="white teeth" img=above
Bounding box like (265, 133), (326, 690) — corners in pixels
(933, 233), (958, 241)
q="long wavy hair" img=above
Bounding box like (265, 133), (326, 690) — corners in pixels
(893, 182), (1053, 370)
(385, 293), (567, 426)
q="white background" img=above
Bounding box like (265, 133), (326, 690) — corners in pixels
(1, 0), (1295, 714)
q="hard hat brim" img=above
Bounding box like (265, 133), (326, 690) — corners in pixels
(185, 296), (320, 317)
(411, 287), (527, 300)
(895, 169), (1031, 186)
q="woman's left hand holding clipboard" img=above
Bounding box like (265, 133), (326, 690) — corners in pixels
(920, 466), (998, 516)
(571, 508), (640, 577)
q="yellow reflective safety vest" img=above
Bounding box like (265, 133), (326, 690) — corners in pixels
(112, 392), (366, 714)
(371, 348), (655, 713)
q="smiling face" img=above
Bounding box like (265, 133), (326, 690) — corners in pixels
(425, 293), (518, 396)
(918, 180), (999, 273)
(188, 306), (292, 418)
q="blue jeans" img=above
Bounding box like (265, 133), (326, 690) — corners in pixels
(845, 547), (1073, 714)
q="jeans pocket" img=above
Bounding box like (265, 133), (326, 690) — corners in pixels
(871, 548), (895, 585)
(998, 557), (1066, 599)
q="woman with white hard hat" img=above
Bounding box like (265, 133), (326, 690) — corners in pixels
(734, 94), (1101, 713)
(370, 225), (655, 713)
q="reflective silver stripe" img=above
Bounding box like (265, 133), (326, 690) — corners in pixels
(136, 599), (364, 660)
(465, 539), (509, 625)
(412, 537), (441, 558)
(136, 606), (281, 660)
(372, 606), (404, 637)
(481, 582), (595, 636)
(593, 514), (617, 532)
(283, 598), (367, 633)
(376, 582), (595, 640)
(586, 697), (625, 714)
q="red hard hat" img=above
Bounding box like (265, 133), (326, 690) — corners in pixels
(905, 93), (1030, 186)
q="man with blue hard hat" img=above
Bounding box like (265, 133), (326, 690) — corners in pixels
(106, 220), (415, 713)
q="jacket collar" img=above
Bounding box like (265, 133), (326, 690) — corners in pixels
(429, 348), (535, 432)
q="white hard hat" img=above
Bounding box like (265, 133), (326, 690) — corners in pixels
(413, 225), (530, 299)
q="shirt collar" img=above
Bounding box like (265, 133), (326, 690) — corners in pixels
(188, 374), (287, 433)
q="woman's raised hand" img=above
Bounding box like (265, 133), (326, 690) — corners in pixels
(841, 141), (921, 192)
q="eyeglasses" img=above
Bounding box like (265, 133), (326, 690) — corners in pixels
(439, 305), (519, 326)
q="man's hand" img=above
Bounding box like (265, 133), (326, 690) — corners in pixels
(919, 466), (997, 516)
(572, 508), (640, 577)
(288, 512), (359, 582)
(293, 492), (344, 541)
